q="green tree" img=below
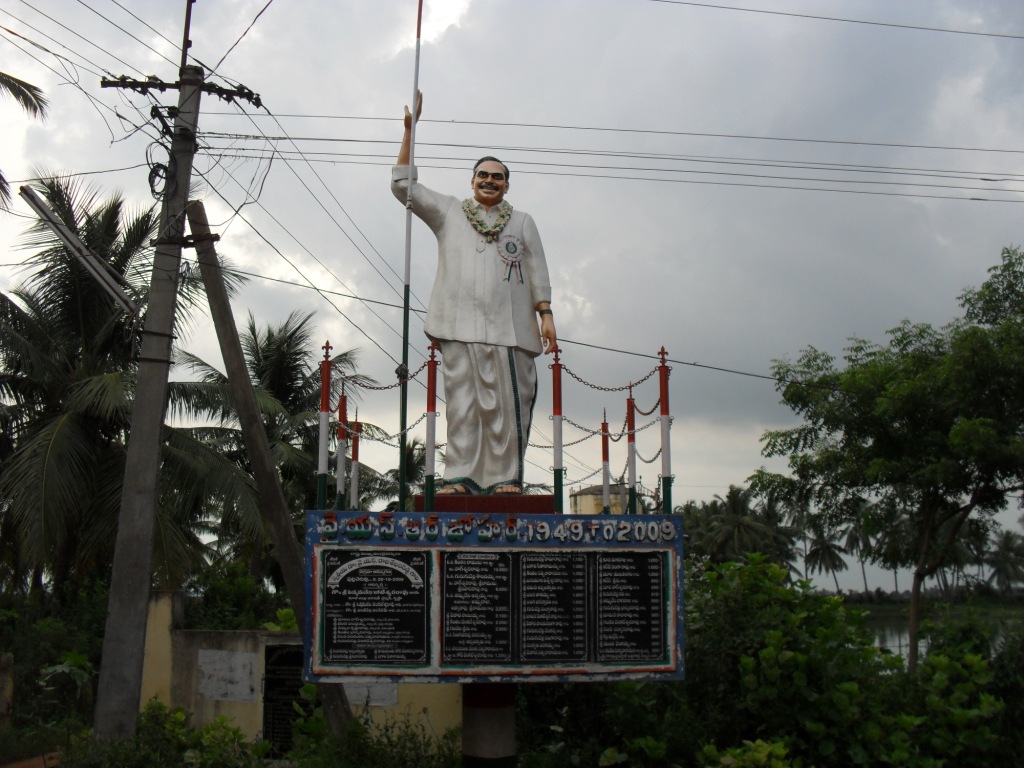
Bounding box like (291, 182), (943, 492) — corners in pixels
(754, 248), (1024, 671)
(172, 311), (372, 576)
(804, 520), (848, 592)
(0, 71), (48, 210)
(703, 486), (772, 563)
(0, 177), (242, 596)
(984, 528), (1024, 593)
(841, 499), (875, 593)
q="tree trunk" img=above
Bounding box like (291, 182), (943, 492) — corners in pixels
(908, 569), (925, 673)
(860, 559), (869, 594)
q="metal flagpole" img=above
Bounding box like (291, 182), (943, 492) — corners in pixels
(399, 0), (426, 513)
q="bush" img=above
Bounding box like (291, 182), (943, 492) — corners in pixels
(183, 561), (287, 630)
(286, 683), (460, 768)
(0, 579), (107, 737)
(61, 699), (269, 768)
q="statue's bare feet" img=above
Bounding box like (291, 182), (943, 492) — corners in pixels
(437, 483), (470, 495)
(493, 484), (522, 495)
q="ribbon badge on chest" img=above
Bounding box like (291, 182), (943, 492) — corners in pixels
(496, 234), (525, 283)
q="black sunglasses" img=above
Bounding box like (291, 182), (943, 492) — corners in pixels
(475, 170), (507, 182)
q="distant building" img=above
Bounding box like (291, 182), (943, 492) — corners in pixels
(569, 482), (629, 515)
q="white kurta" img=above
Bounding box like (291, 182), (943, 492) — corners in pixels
(392, 166), (552, 492)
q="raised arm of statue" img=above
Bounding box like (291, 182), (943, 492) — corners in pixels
(397, 90), (423, 166)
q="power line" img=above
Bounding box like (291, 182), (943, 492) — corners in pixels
(75, 0), (178, 70)
(199, 151), (1024, 205)
(647, 0), (1024, 41)
(213, 0), (274, 72)
(17, 0), (145, 77)
(201, 147), (1024, 197)
(199, 142), (1024, 183)
(193, 143), (429, 361)
(200, 117), (1024, 156)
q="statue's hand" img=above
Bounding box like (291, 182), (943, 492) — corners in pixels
(404, 90), (423, 130)
(541, 315), (557, 354)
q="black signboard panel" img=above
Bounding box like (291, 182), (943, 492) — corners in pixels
(320, 550), (428, 664)
(596, 552), (666, 662)
(441, 552), (513, 662)
(518, 552), (589, 662)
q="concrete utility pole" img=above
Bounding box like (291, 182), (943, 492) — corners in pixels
(94, 64), (204, 739)
(186, 202), (352, 729)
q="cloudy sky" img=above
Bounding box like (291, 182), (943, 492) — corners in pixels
(2, 1), (1022, 587)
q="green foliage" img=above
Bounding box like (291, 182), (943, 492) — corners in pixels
(183, 560), (288, 630)
(0, 581), (107, 733)
(262, 607), (298, 631)
(287, 683), (460, 768)
(701, 740), (792, 767)
(61, 699), (269, 768)
(517, 558), (1018, 768)
(988, 620), (1024, 762)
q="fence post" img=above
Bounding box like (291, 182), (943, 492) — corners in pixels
(658, 347), (673, 513)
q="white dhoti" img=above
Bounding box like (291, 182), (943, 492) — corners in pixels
(439, 340), (537, 493)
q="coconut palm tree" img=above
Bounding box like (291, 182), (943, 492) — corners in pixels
(804, 520), (848, 592)
(1, 71), (48, 210)
(985, 528), (1024, 593)
(704, 486), (773, 563)
(0, 176), (219, 597)
(842, 498), (876, 593)
(172, 311), (373, 577)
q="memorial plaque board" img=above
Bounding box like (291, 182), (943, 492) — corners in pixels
(318, 549), (428, 667)
(305, 510), (683, 683)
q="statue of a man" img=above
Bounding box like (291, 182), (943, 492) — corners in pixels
(392, 93), (557, 495)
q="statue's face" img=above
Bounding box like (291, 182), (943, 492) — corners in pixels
(471, 160), (509, 208)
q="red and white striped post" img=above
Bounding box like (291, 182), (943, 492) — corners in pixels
(601, 409), (611, 514)
(424, 342), (439, 510)
(336, 382), (348, 508)
(348, 413), (361, 511)
(551, 345), (563, 513)
(627, 386), (638, 515)
(317, 342), (332, 509)
(658, 346), (673, 513)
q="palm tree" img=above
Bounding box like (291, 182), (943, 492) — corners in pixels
(358, 436), (429, 511)
(753, 492), (799, 573)
(842, 498), (875, 593)
(804, 521), (848, 593)
(985, 529), (1024, 593)
(1, 71), (48, 210)
(172, 311), (373, 577)
(0, 176), (217, 597)
(704, 486), (772, 563)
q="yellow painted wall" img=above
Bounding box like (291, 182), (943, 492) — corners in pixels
(140, 593), (462, 742)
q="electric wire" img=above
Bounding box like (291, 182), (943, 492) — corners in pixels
(213, 0), (274, 72)
(647, 0), (1024, 41)
(200, 147), (1024, 198)
(202, 116), (1024, 156)
(1, 13), (107, 78)
(192, 147), (426, 365)
(18, 0), (146, 78)
(75, 0), (178, 71)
